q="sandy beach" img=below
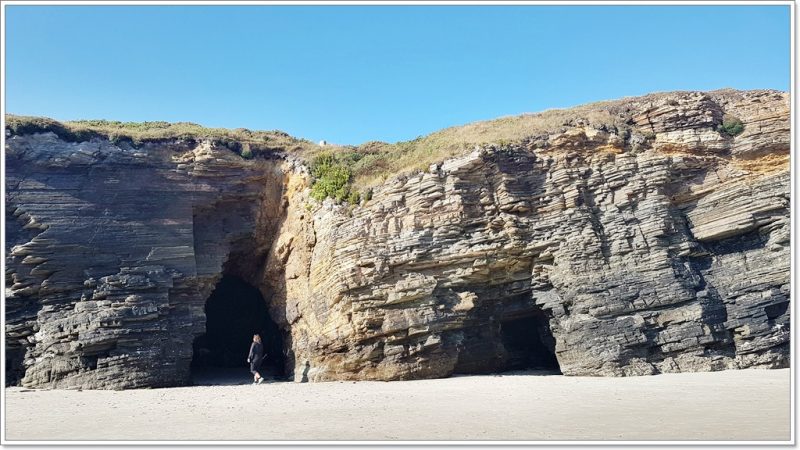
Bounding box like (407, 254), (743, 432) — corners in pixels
(4, 368), (791, 442)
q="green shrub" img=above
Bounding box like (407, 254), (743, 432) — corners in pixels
(346, 191), (360, 205)
(309, 153), (354, 202)
(718, 115), (744, 136)
(241, 143), (253, 159)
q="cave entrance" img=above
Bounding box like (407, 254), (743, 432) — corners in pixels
(191, 275), (286, 384)
(499, 311), (561, 373)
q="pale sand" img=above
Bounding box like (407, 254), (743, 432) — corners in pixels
(3, 368), (791, 442)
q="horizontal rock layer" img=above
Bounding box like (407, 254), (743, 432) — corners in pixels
(5, 89), (790, 388)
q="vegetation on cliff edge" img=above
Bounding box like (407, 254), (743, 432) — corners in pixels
(4, 89), (782, 204)
(5, 115), (317, 157)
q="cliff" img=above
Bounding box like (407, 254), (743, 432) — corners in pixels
(5, 89), (790, 389)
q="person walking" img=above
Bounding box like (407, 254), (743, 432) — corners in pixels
(247, 334), (265, 384)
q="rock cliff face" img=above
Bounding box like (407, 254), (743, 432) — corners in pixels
(5, 138), (295, 388)
(5, 89), (790, 388)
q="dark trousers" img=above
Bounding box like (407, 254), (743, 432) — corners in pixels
(250, 357), (263, 375)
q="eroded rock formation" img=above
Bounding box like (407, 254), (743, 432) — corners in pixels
(5, 137), (297, 388)
(5, 89), (790, 388)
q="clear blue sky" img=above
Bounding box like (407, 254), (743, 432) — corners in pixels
(5, 5), (791, 145)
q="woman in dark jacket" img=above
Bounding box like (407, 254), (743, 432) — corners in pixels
(247, 334), (265, 384)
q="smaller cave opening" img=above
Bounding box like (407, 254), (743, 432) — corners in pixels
(499, 312), (561, 373)
(191, 275), (286, 384)
(5, 345), (26, 387)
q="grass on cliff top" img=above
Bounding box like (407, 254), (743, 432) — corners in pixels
(7, 109), (617, 175)
(301, 104), (631, 203)
(5, 115), (319, 155)
(5, 89), (766, 204)
(323, 89), (769, 189)
(5, 106), (631, 204)
(332, 104), (631, 188)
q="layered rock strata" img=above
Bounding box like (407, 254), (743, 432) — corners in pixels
(5, 89), (790, 388)
(5, 137), (295, 388)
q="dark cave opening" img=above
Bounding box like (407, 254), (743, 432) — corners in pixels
(5, 345), (25, 387)
(191, 275), (286, 382)
(499, 312), (561, 373)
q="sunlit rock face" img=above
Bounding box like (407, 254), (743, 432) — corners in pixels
(5, 89), (790, 389)
(291, 89), (790, 380)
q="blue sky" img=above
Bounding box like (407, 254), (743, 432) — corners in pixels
(4, 5), (791, 145)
